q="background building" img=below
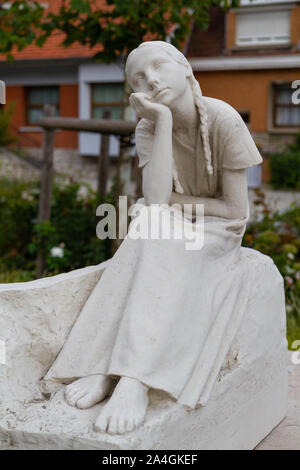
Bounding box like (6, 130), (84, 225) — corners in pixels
(187, 0), (300, 185)
(0, 0), (299, 187)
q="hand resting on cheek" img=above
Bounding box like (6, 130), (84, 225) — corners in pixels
(129, 92), (172, 122)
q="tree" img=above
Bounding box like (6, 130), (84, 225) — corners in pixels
(0, 0), (241, 197)
(0, 1), (241, 60)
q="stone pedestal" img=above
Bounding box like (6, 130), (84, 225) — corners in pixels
(0, 248), (288, 450)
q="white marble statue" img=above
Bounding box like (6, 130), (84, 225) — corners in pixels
(43, 41), (263, 436)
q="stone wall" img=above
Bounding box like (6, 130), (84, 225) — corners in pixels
(0, 147), (40, 182)
(0, 147), (118, 191)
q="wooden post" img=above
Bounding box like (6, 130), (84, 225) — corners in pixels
(118, 78), (134, 197)
(97, 110), (110, 197)
(133, 152), (143, 200)
(112, 133), (133, 253)
(36, 104), (55, 278)
(118, 134), (133, 196)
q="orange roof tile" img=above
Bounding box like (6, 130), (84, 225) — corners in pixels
(0, 0), (105, 61)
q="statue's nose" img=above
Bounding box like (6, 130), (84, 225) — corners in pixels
(147, 75), (159, 90)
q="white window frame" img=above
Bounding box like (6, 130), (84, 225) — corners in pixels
(236, 8), (291, 47)
(91, 82), (124, 121)
(239, 0), (297, 6)
(268, 81), (300, 133)
(1, 2), (49, 9)
(78, 63), (136, 157)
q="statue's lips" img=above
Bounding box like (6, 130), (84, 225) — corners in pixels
(152, 88), (169, 99)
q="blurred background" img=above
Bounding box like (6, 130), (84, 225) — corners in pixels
(0, 0), (299, 346)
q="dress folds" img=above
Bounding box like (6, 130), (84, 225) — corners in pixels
(44, 97), (262, 408)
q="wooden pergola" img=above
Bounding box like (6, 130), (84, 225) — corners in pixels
(36, 104), (137, 277)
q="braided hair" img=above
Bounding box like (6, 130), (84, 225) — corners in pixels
(126, 41), (213, 191)
(188, 74), (213, 176)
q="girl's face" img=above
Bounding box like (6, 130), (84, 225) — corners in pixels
(127, 47), (191, 107)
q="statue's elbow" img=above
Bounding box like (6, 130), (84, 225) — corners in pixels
(143, 184), (172, 206)
(228, 202), (248, 219)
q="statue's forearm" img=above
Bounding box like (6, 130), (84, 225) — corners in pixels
(169, 192), (244, 219)
(143, 111), (173, 205)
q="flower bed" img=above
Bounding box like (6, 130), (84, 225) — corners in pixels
(243, 189), (300, 348)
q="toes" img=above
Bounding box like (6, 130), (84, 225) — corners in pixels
(66, 389), (86, 406)
(136, 412), (145, 427)
(117, 417), (127, 435)
(66, 396), (77, 406)
(65, 384), (77, 397)
(107, 414), (119, 435)
(65, 385), (81, 398)
(65, 389), (77, 406)
(94, 411), (144, 434)
(133, 416), (140, 430)
(65, 387), (79, 398)
(94, 411), (110, 433)
(76, 394), (96, 409)
(126, 417), (135, 433)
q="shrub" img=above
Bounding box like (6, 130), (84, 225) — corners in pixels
(0, 177), (39, 271)
(0, 177), (118, 275)
(270, 133), (300, 190)
(29, 181), (118, 274)
(243, 191), (300, 349)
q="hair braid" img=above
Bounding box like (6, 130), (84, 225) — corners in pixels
(189, 75), (213, 176)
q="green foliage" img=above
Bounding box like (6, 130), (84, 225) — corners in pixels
(270, 133), (300, 190)
(0, 1), (44, 57)
(0, 177), (117, 276)
(0, 177), (39, 270)
(0, 102), (17, 145)
(243, 189), (300, 349)
(0, 1), (241, 61)
(44, 0), (241, 62)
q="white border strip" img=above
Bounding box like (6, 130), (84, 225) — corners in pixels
(189, 54), (300, 71)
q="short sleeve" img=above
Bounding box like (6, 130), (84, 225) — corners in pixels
(135, 118), (155, 169)
(219, 110), (263, 170)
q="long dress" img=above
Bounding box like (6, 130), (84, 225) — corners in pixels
(44, 97), (263, 409)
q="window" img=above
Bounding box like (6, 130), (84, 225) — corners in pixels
(26, 86), (59, 125)
(236, 10), (290, 46)
(91, 83), (124, 120)
(239, 111), (250, 127)
(273, 83), (300, 128)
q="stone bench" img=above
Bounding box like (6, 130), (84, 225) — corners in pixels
(0, 248), (288, 450)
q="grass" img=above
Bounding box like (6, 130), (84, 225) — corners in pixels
(0, 269), (35, 283)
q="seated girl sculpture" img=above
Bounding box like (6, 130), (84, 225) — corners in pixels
(44, 41), (262, 435)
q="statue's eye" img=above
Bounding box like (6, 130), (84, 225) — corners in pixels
(153, 59), (166, 69)
(133, 74), (144, 86)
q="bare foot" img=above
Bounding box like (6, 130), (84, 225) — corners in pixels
(94, 377), (148, 435)
(65, 374), (112, 409)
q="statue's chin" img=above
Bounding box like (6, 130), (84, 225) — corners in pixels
(154, 93), (173, 107)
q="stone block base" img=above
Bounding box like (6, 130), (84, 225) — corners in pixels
(0, 248), (288, 449)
